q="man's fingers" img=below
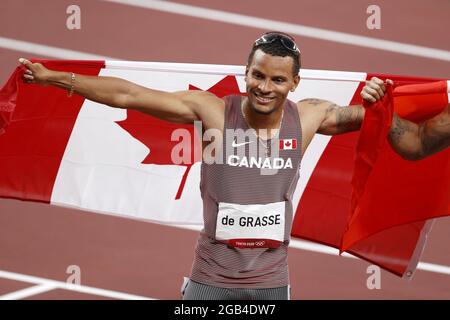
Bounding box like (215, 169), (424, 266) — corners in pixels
(23, 74), (35, 84)
(362, 77), (393, 103)
(371, 77), (384, 86)
(366, 80), (385, 98)
(366, 79), (385, 93)
(373, 78), (386, 93)
(19, 58), (30, 66)
(360, 91), (376, 103)
(371, 76), (393, 88)
(379, 82), (386, 94)
(22, 77), (34, 84)
(18, 58), (35, 71)
(19, 58), (32, 64)
(363, 86), (381, 100)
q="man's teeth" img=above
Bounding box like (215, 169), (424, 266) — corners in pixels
(256, 94), (274, 102)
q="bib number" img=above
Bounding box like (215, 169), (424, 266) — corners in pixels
(215, 201), (286, 249)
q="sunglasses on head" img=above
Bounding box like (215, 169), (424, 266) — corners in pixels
(254, 32), (300, 54)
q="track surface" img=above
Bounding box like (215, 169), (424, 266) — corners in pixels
(0, 0), (449, 299)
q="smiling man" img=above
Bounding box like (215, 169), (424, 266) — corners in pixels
(19, 32), (383, 300)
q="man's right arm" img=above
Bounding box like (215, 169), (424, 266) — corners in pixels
(19, 58), (220, 124)
(388, 106), (450, 160)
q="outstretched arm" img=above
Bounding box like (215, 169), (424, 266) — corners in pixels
(303, 77), (389, 135)
(296, 98), (365, 155)
(19, 58), (220, 124)
(316, 100), (365, 135)
(298, 98), (365, 135)
(389, 106), (450, 160)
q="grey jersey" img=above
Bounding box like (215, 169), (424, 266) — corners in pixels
(189, 95), (302, 288)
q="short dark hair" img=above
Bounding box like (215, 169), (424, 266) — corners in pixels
(247, 37), (301, 76)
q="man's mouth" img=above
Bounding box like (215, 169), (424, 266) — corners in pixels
(254, 92), (275, 105)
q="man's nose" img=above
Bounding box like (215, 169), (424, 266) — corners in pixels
(258, 79), (273, 93)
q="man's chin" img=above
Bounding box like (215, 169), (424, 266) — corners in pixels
(253, 107), (274, 115)
(249, 100), (276, 115)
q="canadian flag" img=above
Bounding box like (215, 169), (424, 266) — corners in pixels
(279, 138), (297, 150)
(0, 60), (448, 278)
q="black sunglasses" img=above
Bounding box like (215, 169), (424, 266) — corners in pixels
(254, 32), (300, 55)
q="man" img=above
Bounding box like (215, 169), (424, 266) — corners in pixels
(19, 32), (383, 300)
(361, 78), (450, 160)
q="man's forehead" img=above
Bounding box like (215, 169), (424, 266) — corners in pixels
(249, 50), (294, 75)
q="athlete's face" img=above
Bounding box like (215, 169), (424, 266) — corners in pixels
(245, 49), (299, 115)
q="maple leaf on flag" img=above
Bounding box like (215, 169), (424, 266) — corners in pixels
(115, 76), (244, 199)
(189, 75), (245, 98)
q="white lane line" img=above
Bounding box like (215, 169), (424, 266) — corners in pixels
(103, 0), (450, 61)
(0, 283), (57, 300)
(0, 38), (367, 82)
(417, 262), (450, 275)
(290, 238), (450, 276)
(0, 36), (117, 60)
(173, 224), (450, 276)
(0, 270), (154, 300)
(0, 36), (370, 84)
(292, 239), (450, 276)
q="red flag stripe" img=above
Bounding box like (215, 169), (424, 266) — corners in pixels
(0, 60), (104, 202)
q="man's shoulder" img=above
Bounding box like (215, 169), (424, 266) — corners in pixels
(295, 98), (330, 117)
(223, 94), (242, 101)
(180, 90), (226, 110)
(297, 98), (330, 107)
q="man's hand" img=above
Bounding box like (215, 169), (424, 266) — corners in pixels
(18, 58), (52, 86)
(16, 57), (223, 126)
(360, 77), (394, 103)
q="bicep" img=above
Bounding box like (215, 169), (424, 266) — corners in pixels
(389, 107), (450, 160)
(388, 114), (422, 160)
(125, 85), (211, 124)
(317, 102), (365, 135)
(421, 106), (450, 157)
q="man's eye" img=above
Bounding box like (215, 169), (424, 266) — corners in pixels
(253, 73), (263, 79)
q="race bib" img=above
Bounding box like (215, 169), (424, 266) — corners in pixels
(215, 201), (286, 249)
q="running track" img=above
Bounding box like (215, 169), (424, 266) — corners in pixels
(0, 0), (449, 299)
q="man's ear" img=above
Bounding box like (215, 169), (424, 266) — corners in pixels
(291, 75), (300, 92)
(244, 66), (248, 82)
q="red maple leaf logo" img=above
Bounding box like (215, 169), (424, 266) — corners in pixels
(116, 76), (244, 199)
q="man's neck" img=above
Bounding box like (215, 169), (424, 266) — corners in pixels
(242, 98), (284, 139)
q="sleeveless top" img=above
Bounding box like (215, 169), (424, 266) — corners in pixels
(189, 95), (302, 289)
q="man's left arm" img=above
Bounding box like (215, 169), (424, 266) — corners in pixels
(316, 77), (388, 135)
(316, 102), (365, 135)
(389, 105), (450, 160)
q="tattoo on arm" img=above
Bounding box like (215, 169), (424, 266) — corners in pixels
(388, 114), (412, 143)
(421, 111), (450, 157)
(301, 98), (364, 135)
(327, 103), (364, 134)
(389, 110), (450, 160)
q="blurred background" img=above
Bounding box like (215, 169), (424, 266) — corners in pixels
(0, 0), (449, 299)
